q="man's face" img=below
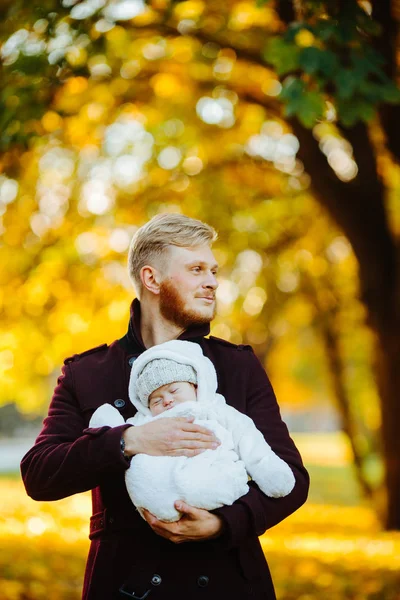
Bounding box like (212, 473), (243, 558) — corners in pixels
(158, 245), (218, 329)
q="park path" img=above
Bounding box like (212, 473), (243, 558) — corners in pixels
(0, 438), (36, 472)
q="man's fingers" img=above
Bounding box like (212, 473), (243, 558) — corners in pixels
(166, 435), (218, 451)
(170, 422), (220, 448)
(180, 422), (216, 437)
(180, 430), (219, 443)
(175, 500), (198, 517)
(142, 510), (182, 540)
(137, 418), (220, 457)
(173, 439), (219, 450)
(142, 508), (157, 525)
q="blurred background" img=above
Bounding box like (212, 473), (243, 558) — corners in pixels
(1, 0), (400, 598)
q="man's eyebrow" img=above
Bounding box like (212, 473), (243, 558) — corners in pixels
(186, 261), (219, 270)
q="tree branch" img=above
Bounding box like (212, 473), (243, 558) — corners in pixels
(133, 18), (399, 327)
(318, 306), (376, 504)
(289, 118), (397, 327)
(275, 0), (296, 23)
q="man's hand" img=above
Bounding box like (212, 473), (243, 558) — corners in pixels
(123, 417), (220, 457)
(142, 501), (225, 544)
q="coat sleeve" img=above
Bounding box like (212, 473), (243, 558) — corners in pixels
(20, 363), (132, 501)
(211, 348), (309, 548)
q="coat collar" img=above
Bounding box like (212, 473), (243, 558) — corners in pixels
(119, 298), (210, 354)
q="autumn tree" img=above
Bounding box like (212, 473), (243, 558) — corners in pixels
(1, 0), (400, 528)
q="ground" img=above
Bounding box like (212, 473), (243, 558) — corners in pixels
(1, 433), (399, 600)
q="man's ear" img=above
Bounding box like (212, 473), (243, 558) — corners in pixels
(140, 265), (161, 295)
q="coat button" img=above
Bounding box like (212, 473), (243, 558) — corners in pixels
(114, 399), (125, 408)
(197, 575), (209, 587)
(151, 574), (162, 586)
(128, 356), (137, 366)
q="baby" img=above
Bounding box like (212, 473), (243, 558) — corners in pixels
(89, 340), (295, 522)
(148, 381), (197, 416)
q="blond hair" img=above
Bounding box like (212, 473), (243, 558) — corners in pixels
(128, 213), (218, 295)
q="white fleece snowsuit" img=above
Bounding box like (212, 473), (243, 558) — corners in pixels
(89, 340), (295, 522)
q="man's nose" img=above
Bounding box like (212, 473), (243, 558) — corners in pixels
(203, 272), (218, 289)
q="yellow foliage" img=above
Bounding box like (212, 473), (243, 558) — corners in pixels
(286, 300), (315, 327)
(34, 354), (55, 376)
(132, 7), (161, 26)
(41, 112), (63, 132)
(228, 2), (276, 31)
(169, 37), (195, 63)
(1, 479), (400, 599)
(243, 286), (267, 316)
(63, 77), (88, 96)
(295, 30), (316, 48)
(308, 256), (328, 277)
(66, 47), (88, 68)
(105, 25), (130, 58)
(173, 0), (205, 21)
(110, 78), (130, 96)
(151, 73), (187, 99)
(271, 377), (314, 409)
(0, 11), (388, 470)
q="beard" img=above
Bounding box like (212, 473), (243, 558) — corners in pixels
(159, 279), (216, 329)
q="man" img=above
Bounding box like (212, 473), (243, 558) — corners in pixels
(21, 213), (309, 600)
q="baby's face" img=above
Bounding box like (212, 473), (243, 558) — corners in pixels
(148, 381), (197, 416)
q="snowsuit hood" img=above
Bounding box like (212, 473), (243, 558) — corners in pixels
(128, 340), (218, 417)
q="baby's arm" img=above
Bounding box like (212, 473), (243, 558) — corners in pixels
(89, 408), (184, 521)
(215, 403), (295, 497)
(89, 404), (126, 428)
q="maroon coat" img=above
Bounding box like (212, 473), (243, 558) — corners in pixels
(21, 300), (309, 600)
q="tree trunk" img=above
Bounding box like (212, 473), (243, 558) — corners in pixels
(370, 271), (400, 528)
(289, 116), (400, 528)
(317, 306), (377, 506)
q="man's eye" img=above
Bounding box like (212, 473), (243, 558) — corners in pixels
(192, 267), (201, 272)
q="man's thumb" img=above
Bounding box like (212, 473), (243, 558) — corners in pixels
(175, 500), (195, 516)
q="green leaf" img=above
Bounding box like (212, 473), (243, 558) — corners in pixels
(280, 77), (305, 102)
(315, 19), (339, 42)
(6, 53), (49, 76)
(337, 97), (376, 126)
(334, 69), (358, 99)
(295, 90), (325, 128)
(334, 17), (357, 44)
(358, 80), (385, 104)
(281, 78), (325, 128)
(356, 13), (382, 37)
(380, 83), (400, 104)
(351, 48), (385, 78)
(263, 38), (300, 76)
(299, 47), (339, 77)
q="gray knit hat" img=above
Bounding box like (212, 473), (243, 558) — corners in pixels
(136, 358), (197, 406)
